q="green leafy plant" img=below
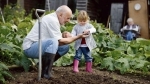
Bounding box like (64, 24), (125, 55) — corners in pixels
(0, 4), (34, 73)
(0, 4), (36, 83)
(59, 16), (150, 74)
(0, 62), (14, 84)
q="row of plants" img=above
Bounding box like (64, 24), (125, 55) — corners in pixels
(0, 4), (150, 83)
(56, 20), (150, 74)
(92, 24), (150, 74)
(0, 5), (34, 84)
(55, 17), (150, 75)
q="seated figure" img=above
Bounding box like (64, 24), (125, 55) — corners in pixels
(120, 18), (140, 41)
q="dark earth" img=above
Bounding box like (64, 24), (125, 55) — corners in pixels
(7, 66), (150, 84)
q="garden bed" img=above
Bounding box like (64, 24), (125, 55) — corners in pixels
(7, 66), (150, 84)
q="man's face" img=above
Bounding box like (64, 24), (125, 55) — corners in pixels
(59, 12), (72, 25)
(128, 21), (134, 25)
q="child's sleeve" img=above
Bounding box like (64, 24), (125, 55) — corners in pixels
(88, 24), (96, 33)
(71, 26), (77, 36)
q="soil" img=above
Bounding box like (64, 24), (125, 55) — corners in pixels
(7, 66), (150, 84)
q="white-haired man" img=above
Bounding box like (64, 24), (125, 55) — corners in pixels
(120, 18), (140, 41)
(22, 5), (89, 79)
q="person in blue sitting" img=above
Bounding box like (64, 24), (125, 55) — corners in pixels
(120, 18), (140, 41)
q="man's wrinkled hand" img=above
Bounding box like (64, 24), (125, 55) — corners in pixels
(62, 31), (72, 38)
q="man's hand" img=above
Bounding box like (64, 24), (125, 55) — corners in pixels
(59, 32), (89, 45)
(62, 31), (72, 38)
(83, 30), (90, 35)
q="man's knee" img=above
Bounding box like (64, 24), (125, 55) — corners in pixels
(63, 45), (70, 52)
(57, 45), (70, 56)
(46, 38), (58, 47)
(44, 38), (59, 54)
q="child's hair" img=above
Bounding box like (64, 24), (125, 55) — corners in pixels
(77, 10), (89, 22)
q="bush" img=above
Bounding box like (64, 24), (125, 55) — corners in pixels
(0, 62), (14, 84)
(0, 5), (34, 83)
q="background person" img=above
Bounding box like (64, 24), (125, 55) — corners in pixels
(120, 18), (140, 41)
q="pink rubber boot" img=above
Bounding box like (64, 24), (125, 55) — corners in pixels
(73, 59), (79, 73)
(86, 62), (92, 72)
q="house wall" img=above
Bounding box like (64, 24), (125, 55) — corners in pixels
(49, 0), (68, 11)
(23, 0), (37, 14)
(87, 0), (128, 26)
(24, 0), (44, 14)
(129, 0), (149, 39)
(23, 0), (68, 13)
(17, 0), (24, 9)
(0, 0), (17, 8)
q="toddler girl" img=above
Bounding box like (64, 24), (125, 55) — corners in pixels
(71, 10), (96, 73)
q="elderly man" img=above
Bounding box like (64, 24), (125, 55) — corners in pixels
(120, 18), (140, 41)
(23, 5), (88, 79)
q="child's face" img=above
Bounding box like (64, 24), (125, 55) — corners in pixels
(79, 20), (87, 26)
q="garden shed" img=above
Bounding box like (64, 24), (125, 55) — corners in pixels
(82, 0), (150, 39)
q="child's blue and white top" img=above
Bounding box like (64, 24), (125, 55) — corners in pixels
(71, 23), (97, 51)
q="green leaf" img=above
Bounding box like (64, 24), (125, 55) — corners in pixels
(0, 35), (5, 43)
(17, 56), (32, 72)
(144, 51), (150, 58)
(105, 51), (111, 57)
(2, 71), (14, 80)
(115, 58), (130, 74)
(8, 42), (21, 50)
(0, 43), (13, 51)
(127, 47), (134, 55)
(54, 54), (73, 67)
(0, 63), (9, 71)
(102, 41), (107, 47)
(0, 26), (10, 35)
(100, 57), (114, 71)
(136, 38), (150, 45)
(111, 50), (122, 59)
(134, 60), (148, 69)
(0, 73), (5, 84)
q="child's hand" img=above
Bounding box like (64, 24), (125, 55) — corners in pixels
(79, 33), (89, 38)
(62, 31), (72, 38)
(78, 34), (89, 38)
(83, 30), (90, 35)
